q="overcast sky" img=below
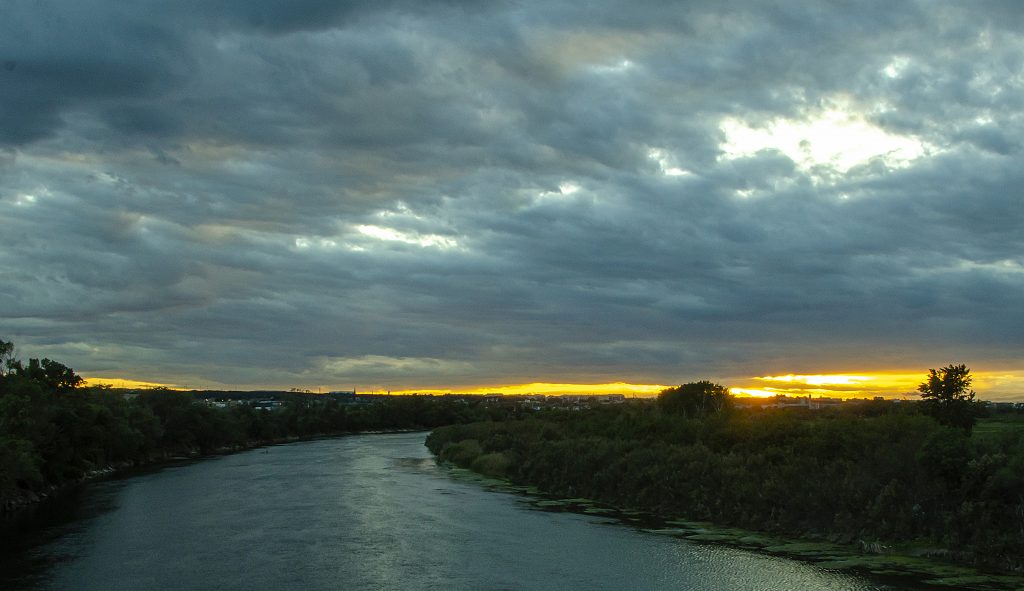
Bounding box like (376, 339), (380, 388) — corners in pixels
(1, 1), (1022, 396)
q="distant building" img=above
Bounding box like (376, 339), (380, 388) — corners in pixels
(253, 400), (283, 411)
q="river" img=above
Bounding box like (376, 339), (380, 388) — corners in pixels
(1, 432), (926, 590)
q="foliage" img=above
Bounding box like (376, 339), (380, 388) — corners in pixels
(5, 355), (84, 392)
(427, 398), (1024, 571)
(0, 339), (509, 513)
(918, 363), (982, 433)
(657, 381), (731, 417)
(0, 339), (15, 376)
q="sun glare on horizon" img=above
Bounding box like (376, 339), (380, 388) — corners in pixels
(730, 373), (924, 399)
(83, 377), (180, 390)
(81, 369), (1024, 402)
(391, 382), (670, 397)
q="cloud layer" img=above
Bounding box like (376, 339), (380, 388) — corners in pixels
(2, 1), (1022, 396)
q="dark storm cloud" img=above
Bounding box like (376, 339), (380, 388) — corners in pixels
(2, 1), (1022, 393)
(0, 1), (188, 144)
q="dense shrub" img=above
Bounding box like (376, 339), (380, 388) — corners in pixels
(426, 403), (1024, 570)
(0, 342), (507, 511)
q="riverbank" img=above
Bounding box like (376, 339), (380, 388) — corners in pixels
(0, 374), (507, 519)
(425, 409), (1024, 577)
(5, 431), (902, 591)
(0, 437), (293, 515)
(439, 463), (1024, 591)
(0, 428), (425, 517)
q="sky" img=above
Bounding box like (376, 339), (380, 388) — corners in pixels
(1, 1), (1022, 399)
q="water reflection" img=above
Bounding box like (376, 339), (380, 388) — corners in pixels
(2, 433), (920, 591)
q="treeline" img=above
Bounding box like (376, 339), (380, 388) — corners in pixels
(0, 340), (506, 513)
(426, 398), (1024, 571)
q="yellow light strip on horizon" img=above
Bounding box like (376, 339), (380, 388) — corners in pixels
(83, 377), (180, 390)
(390, 382), (669, 396)
(756, 374), (872, 386)
(80, 369), (1024, 401)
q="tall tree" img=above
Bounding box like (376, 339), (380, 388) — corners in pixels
(658, 380), (732, 417)
(917, 363), (980, 433)
(0, 339), (14, 376)
(13, 357), (84, 392)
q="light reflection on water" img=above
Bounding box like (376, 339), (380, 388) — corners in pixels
(2, 433), (918, 591)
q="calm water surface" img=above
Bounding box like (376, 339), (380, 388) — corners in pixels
(2, 432), (922, 590)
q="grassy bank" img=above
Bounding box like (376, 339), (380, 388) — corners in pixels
(426, 404), (1024, 581)
(450, 463), (1024, 590)
(0, 363), (506, 515)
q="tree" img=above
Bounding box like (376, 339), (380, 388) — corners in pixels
(0, 339), (83, 394)
(917, 363), (980, 433)
(0, 339), (15, 376)
(14, 357), (84, 392)
(658, 380), (732, 417)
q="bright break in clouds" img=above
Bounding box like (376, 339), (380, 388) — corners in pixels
(1, 1), (1022, 397)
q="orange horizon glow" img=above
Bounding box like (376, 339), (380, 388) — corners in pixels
(731, 372), (928, 399)
(755, 374), (872, 386)
(731, 373), (919, 399)
(389, 382), (670, 397)
(81, 369), (1024, 401)
(83, 377), (182, 390)
(733, 370), (1024, 401)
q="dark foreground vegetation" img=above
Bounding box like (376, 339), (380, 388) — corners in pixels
(0, 339), (509, 513)
(4, 338), (1022, 573)
(427, 381), (1024, 572)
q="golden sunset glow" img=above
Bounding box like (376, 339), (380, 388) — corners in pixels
(729, 370), (1024, 401)
(83, 377), (180, 390)
(390, 382), (669, 397)
(394, 375), (918, 399)
(731, 373), (923, 399)
(756, 374), (871, 386)
(730, 388), (785, 398)
(79, 371), (1023, 401)
(385, 371), (1021, 400)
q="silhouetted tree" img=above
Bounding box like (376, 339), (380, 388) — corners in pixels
(15, 358), (83, 392)
(917, 363), (980, 433)
(658, 381), (731, 417)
